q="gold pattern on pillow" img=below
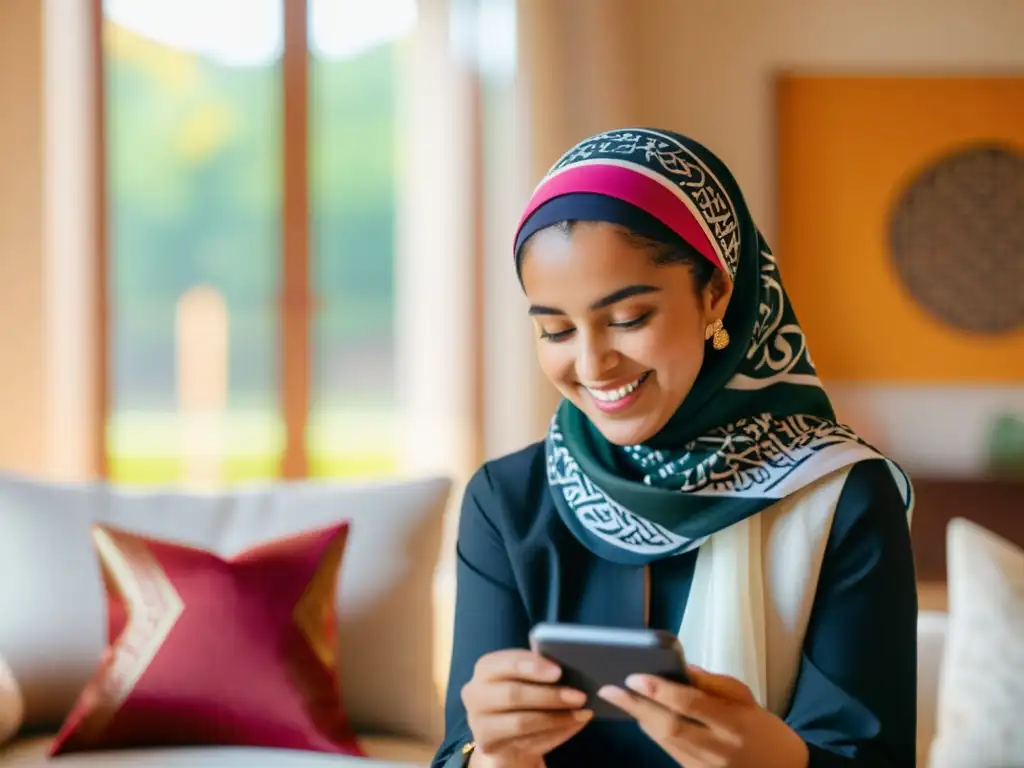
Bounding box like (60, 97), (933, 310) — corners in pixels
(293, 531), (346, 671)
(70, 527), (185, 744)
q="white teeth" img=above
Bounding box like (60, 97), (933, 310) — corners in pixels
(588, 373), (647, 403)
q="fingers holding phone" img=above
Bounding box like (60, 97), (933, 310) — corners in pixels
(597, 669), (809, 768)
(461, 649), (593, 766)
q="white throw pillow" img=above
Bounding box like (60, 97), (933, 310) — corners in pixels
(0, 651), (24, 745)
(928, 518), (1024, 768)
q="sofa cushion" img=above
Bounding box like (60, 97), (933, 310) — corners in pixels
(0, 473), (450, 743)
(0, 654), (22, 748)
(0, 734), (434, 767)
(928, 518), (1024, 768)
(51, 523), (362, 757)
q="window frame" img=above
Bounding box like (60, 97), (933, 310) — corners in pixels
(88, 0), (487, 483)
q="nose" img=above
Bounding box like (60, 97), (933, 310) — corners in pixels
(575, 330), (620, 383)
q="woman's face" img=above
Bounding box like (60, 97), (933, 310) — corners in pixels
(520, 222), (730, 446)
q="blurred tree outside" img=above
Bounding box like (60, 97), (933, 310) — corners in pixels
(104, 8), (402, 484)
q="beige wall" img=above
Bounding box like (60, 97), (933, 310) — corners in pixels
(0, 0), (46, 476)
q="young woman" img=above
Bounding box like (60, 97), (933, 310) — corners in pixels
(432, 128), (918, 768)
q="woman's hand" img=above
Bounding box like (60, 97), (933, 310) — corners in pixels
(461, 649), (593, 768)
(598, 666), (809, 768)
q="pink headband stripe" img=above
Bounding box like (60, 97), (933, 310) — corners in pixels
(515, 163), (723, 272)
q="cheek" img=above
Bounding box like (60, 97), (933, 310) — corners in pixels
(535, 341), (575, 385)
(641, 321), (706, 380)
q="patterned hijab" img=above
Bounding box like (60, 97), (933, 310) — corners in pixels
(514, 128), (912, 567)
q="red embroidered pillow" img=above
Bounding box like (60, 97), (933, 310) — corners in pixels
(50, 522), (363, 757)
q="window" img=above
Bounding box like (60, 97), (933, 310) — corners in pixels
(98, 0), (417, 485)
(308, 0), (417, 478)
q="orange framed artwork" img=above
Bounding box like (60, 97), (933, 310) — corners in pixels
(775, 75), (1024, 385)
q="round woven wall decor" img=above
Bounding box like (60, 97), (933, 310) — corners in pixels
(888, 143), (1024, 334)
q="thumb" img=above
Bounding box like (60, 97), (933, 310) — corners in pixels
(687, 665), (757, 705)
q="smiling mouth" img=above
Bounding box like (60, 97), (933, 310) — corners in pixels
(583, 371), (651, 412)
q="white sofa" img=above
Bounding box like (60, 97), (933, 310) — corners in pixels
(0, 472), (452, 767)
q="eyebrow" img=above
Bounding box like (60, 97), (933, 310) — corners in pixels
(527, 284), (661, 316)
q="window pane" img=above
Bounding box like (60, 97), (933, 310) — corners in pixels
(307, 0), (416, 478)
(103, 0), (283, 486)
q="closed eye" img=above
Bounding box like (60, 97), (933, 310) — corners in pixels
(611, 311), (653, 329)
(539, 311), (654, 343)
(539, 327), (575, 342)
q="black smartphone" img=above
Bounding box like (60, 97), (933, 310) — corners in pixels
(528, 622), (691, 720)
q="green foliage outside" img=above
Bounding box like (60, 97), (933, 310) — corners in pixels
(104, 23), (401, 484)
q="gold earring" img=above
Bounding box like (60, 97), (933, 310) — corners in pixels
(707, 319), (729, 351)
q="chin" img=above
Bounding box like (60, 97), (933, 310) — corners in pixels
(587, 413), (664, 447)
